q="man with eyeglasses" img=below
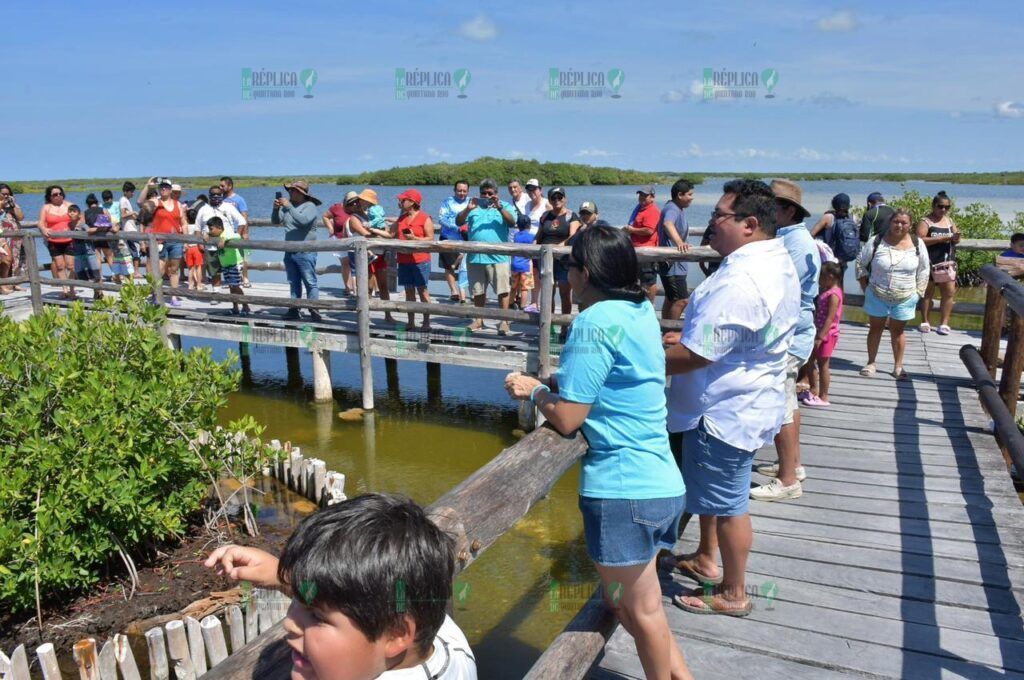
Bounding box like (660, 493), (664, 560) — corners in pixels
(195, 186), (247, 300)
(456, 178), (516, 334)
(661, 178), (800, 616)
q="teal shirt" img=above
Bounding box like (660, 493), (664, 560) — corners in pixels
(466, 201), (513, 264)
(556, 299), (685, 500)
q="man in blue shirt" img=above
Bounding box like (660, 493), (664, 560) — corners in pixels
(456, 178), (516, 334)
(751, 179), (820, 502)
(437, 180), (470, 302)
(659, 178), (694, 321)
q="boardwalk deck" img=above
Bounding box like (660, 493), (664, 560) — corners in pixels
(592, 324), (1024, 679)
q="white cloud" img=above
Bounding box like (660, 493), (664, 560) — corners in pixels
(666, 144), (911, 164)
(689, 80), (705, 98)
(459, 14), (497, 41)
(660, 90), (685, 103)
(359, 154), (374, 161)
(509, 150), (525, 158)
(817, 10), (858, 32)
(426, 147), (452, 159)
(995, 101), (1024, 118)
(575, 148), (621, 158)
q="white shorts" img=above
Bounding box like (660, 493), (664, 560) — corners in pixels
(783, 354), (802, 425)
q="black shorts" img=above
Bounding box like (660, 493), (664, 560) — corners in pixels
(658, 263), (689, 301)
(47, 241), (74, 258)
(439, 251), (462, 270)
(639, 264), (658, 287)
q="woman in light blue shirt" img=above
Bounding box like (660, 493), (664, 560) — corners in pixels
(505, 225), (692, 680)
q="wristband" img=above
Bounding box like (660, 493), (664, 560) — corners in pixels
(530, 384), (551, 404)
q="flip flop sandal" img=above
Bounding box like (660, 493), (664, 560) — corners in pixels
(859, 364), (876, 377)
(673, 592), (752, 617)
(657, 555), (724, 585)
(892, 369), (909, 380)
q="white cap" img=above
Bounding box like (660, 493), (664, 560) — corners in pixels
(171, 184), (182, 192)
(525, 178), (541, 188)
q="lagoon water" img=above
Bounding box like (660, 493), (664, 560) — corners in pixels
(20, 178), (1024, 676)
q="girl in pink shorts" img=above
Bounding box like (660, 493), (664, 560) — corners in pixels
(802, 261), (844, 407)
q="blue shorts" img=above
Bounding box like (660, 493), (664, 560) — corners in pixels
(579, 495), (685, 567)
(863, 288), (918, 321)
(398, 261), (430, 288)
(553, 259), (570, 283)
(161, 241), (184, 260)
(222, 264), (243, 287)
(74, 253), (101, 281)
(682, 421), (756, 517)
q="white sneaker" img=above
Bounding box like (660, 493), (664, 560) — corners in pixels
(750, 478), (803, 501)
(753, 462), (807, 482)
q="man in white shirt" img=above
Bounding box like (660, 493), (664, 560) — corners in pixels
(194, 185), (246, 298)
(507, 178), (530, 216)
(661, 179), (800, 616)
(119, 181), (143, 277)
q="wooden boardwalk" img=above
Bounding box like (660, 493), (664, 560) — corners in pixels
(593, 323), (1024, 679)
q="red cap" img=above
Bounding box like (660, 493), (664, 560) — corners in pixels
(397, 189), (422, 205)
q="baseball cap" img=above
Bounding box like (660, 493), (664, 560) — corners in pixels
(547, 187), (566, 199)
(171, 184), (182, 192)
(579, 200), (598, 214)
(637, 184), (656, 195)
(832, 193), (851, 211)
(867, 191), (885, 203)
(397, 188), (423, 205)
(343, 190), (360, 205)
(158, 180), (173, 189)
(525, 178), (541, 189)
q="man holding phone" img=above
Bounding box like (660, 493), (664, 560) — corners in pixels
(455, 178), (516, 334)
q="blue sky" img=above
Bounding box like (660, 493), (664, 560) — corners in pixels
(4, 0), (1023, 180)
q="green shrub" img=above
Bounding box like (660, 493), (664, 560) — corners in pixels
(886, 190), (1007, 286)
(0, 283), (265, 612)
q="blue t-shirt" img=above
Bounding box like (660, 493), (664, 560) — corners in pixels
(1001, 249), (1024, 258)
(556, 299), (685, 500)
(777, 223), (821, 362)
(466, 201), (514, 265)
(659, 200), (689, 275)
(225, 193), (248, 214)
(511, 229), (533, 273)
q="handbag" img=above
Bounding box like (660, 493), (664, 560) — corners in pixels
(932, 260), (957, 283)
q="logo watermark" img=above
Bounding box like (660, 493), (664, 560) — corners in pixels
(548, 68), (624, 100)
(548, 579), (623, 612)
(241, 68), (318, 100)
(700, 323), (781, 357)
(395, 68), (471, 100)
(702, 67), (778, 100)
(239, 323), (319, 352)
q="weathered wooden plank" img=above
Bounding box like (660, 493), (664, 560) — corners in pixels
(786, 464), (1020, 499)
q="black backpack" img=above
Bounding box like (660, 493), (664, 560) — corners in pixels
(829, 212), (860, 262)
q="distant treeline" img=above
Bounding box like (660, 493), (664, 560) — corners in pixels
(334, 157), (675, 186)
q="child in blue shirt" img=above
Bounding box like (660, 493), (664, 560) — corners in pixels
(511, 223), (535, 310)
(1001, 233), (1024, 258)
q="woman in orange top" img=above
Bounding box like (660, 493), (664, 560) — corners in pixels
(395, 189), (435, 330)
(142, 180), (188, 306)
(38, 184), (75, 298)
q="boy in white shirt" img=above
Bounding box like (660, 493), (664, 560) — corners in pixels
(205, 494), (477, 680)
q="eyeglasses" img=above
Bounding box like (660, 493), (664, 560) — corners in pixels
(550, 194), (565, 200)
(50, 192), (64, 197)
(710, 210), (743, 223)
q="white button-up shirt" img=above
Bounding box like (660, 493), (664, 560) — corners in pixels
(667, 237), (801, 452)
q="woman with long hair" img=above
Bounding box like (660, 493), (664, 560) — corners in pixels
(917, 190), (960, 334)
(38, 184), (75, 298)
(505, 225), (692, 680)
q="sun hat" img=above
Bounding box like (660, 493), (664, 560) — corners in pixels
(283, 180), (323, 206)
(397, 188), (423, 205)
(770, 179), (811, 219)
(342, 190), (360, 205)
(357, 188), (379, 205)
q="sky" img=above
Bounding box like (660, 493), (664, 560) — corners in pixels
(3, 0), (1023, 180)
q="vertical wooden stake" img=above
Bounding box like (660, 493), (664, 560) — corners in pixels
(8, 644), (31, 680)
(355, 240), (375, 410)
(113, 634), (142, 680)
(146, 628), (170, 680)
(311, 348), (333, 402)
(23, 236), (44, 315)
(980, 283), (1006, 380)
(97, 641), (117, 680)
(73, 638), (100, 680)
(200, 616), (230, 668)
(164, 620), (195, 680)
(36, 642), (63, 680)
(184, 617), (207, 677)
(226, 605), (246, 654)
(999, 308), (1024, 416)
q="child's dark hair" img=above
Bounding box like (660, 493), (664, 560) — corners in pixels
(85, 193), (99, 206)
(569, 224), (645, 303)
(277, 493), (455, 656)
(68, 203), (81, 213)
(820, 261), (843, 283)
(206, 216), (224, 230)
(1011, 233), (1024, 245)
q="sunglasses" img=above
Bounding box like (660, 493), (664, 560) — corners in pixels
(937, 204), (951, 210)
(550, 194), (565, 200)
(50, 192), (64, 197)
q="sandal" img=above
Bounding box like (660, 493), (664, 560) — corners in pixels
(892, 368), (909, 380)
(673, 590), (751, 617)
(919, 322), (931, 333)
(859, 364), (876, 377)
(937, 324), (951, 335)
(658, 555), (723, 585)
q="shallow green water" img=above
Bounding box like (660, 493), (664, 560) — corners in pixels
(204, 342), (596, 679)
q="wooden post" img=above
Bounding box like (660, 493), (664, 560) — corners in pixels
(289, 449), (304, 492)
(324, 471), (346, 506)
(146, 628), (169, 680)
(426, 362), (441, 405)
(311, 348), (333, 402)
(163, 621), (196, 680)
(36, 643), (62, 680)
(312, 459), (327, 503)
(981, 282), (1006, 379)
(385, 357), (400, 400)
(285, 347), (302, 388)
(184, 617), (207, 677)
(244, 591), (259, 643)
(22, 236), (44, 315)
(73, 639), (100, 680)
(113, 634), (143, 680)
(97, 642), (117, 680)
(998, 308), (1024, 415)
(200, 616), (230, 668)
(355, 240), (375, 410)
(148, 233), (164, 305)
(8, 644), (30, 680)
(533, 245), (555, 429)
(165, 333), (182, 351)
(225, 605), (246, 654)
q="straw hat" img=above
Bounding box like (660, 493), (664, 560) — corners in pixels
(342, 190), (360, 205)
(283, 180), (322, 206)
(357, 188), (379, 206)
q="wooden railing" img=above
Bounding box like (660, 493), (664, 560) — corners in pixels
(960, 264), (1024, 474)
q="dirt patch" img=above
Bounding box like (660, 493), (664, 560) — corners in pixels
(0, 515), (290, 659)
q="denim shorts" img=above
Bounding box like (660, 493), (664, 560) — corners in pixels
(864, 287), (918, 322)
(74, 253), (101, 281)
(579, 494), (685, 567)
(683, 420), (756, 517)
(161, 241), (184, 260)
(398, 261), (431, 288)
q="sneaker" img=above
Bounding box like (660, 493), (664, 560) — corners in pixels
(282, 310), (301, 321)
(309, 310), (324, 323)
(753, 462), (807, 482)
(797, 390), (812, 403)
(523, 303), (539, 314)
(750, 478), (803, 501)
(937, 324), (951, 336)
(802, 394), (830, 408)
